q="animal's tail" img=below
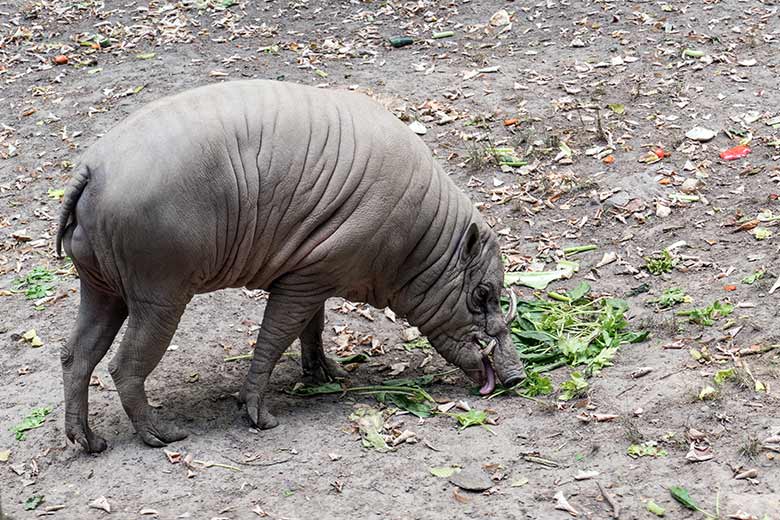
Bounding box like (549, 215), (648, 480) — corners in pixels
(55, 165), (90, 258)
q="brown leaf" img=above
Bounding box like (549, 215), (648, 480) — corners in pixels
(452, 489), (470, 504)
(88, 496), (111, 513)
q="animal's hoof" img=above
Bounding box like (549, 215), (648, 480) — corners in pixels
(243, 393), (279, 429)
(303, 355), (349, 385)
(67, 424), (108, 453)
(323, 355), (349, 378)
(136, 411), (188, 447)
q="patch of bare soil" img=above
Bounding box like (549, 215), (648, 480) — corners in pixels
(1, 1), (779, 518)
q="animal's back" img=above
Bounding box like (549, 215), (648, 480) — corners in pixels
(68, 81), (450, 302)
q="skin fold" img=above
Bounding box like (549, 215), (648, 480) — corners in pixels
(56, 80), (525, 453)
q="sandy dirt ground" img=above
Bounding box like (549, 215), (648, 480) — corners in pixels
(1, 0), (780, 518)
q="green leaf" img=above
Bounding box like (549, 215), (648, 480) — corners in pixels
(374, 392), (434, 418)
(648, 287), (691, 308)
(624, 330), (650, 343)
(448, 409), (489, 430)
(335, 353), (369, 364)
(646, 499), (666, 516)
(754, 227), (772, 240)
(677, 300), (734, 326)
(430, 466), (460, 478)
(714, 368), (735, 385)
(13, 266), (56, 301)
(608, 103), (625, 114)
(21, 329), (44, 347)
(627, 443), (668, 458)
(741, 270), (765, 284)
(513, 330), (557, 344)
(505, 270), (566, 290)
(566, 281), (591, 302)
(682, 48), (705, 58)
(11, 407), (51, 441)
(559, 336), (587, 359)
(558, 371), (588, 401)
(518, 372), (553, 397)
(136, 52), (156, 60)
(349, 408), (390, 452)
(587, 346), (617, 374)
(669, 486), (698, 510)
(402, 337), (431, 351)
(644, 249), (677, 275)
(24, 495), (44, 511)
(698, 385), (718, 400)
(47, 188), (65, 199)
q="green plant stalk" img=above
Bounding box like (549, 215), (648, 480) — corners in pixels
(293, 384), (436, 403)
(563, 244), (598, 255)
(224, 353), (253, 362)
(547, 291), (571, 302)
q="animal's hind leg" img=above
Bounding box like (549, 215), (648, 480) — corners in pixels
(108, 300), (189, 447)
(300, 304), (348, 385)
(62, 281), (127, 453)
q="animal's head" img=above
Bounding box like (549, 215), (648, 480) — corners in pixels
(412, 221), (525, 395)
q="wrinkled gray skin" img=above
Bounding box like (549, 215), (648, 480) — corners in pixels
(56, 80), (525, 453)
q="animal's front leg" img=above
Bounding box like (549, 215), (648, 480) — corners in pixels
(241, 283), (325, 429)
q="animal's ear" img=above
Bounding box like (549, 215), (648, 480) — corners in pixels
(459, 222), (481, 264)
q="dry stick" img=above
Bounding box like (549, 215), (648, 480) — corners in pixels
(193, 459), (241, 471)
(659, 368), (687, 380)
(523, 455), (560, 468)
(615, 383), (638, 398)
(596, 481), (620, 519)
(736, 344), (778, 357)
(224, 454), (294, 467)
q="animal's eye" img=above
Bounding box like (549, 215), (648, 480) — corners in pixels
(472, 285), (489, 306)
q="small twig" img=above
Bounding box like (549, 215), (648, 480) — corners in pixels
(659, 368), (687, 380)
(523, 455), (560, 468)
(735, 344), (778, 357)
(224, 455), (293, 467)
(192, 459), (241, 471)
(616, 383), (638, 398)
(595, 109), (608, 143)
(597, 481), (620, 519)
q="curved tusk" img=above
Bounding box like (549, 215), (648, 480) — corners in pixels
(482, 338), (497, 355)
(504, 288), (517, 325)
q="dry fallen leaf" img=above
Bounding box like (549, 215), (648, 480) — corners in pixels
(554, 490), (579, 516)
(88, 496), (111, 513)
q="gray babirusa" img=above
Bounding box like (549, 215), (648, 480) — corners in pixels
(56, 80), (525, 453)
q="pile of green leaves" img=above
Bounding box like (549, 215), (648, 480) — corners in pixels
(510, 282), (647, 374)
(508, 282), (648, 399)
(12, 266), (55, 300)
(287, 373), (440, 418)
